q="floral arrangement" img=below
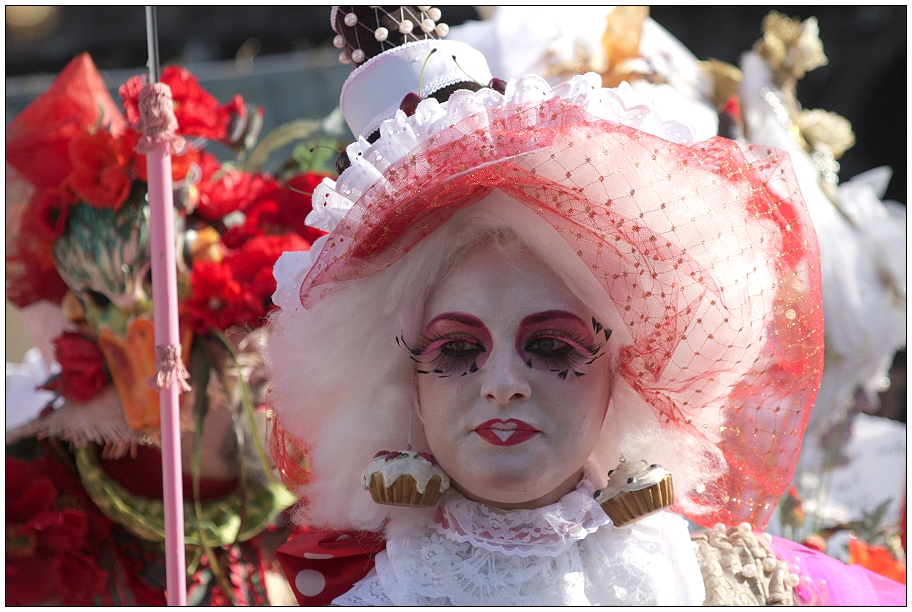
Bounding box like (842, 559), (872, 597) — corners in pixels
(7, 53), (329, 422)
(6, 53), (340, 605)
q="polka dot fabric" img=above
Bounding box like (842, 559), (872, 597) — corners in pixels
(292, 97), (823, 530)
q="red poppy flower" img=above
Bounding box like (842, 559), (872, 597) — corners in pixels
(32, 186), (75, 241)
(40, 332), (110, 403)
(66, 128), (132, 211)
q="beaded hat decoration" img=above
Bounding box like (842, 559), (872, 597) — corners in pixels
(332, 5), (491, 140)
(331, 5), (450, 67)
(269, 6), (824, 530)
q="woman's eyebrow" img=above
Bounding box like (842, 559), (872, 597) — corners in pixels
(425, 312), (486, 328)
(520, 310), (587, 327)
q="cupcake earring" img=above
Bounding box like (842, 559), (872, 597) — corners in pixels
(361, 404), (450, 507)
(593, 457), (674, 526)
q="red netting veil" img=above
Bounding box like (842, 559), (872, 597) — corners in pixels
(268, 62), (823, 528)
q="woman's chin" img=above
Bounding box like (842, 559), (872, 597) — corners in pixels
(450, 466), (578, 510)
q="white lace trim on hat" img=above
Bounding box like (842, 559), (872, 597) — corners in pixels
(273, 72), (702, 313)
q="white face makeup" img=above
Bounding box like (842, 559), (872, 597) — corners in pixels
(412, 246), (613, 509)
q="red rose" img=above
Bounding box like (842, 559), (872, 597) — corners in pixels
(222, 174), (327, 249)
(40, 332), (110, 403)
(184, 260), (247, 334)
(270, 173), (329, 245)
(195, 156), (269, 221)
(228, 233), (309, 321)
(66, 128), (132, 211)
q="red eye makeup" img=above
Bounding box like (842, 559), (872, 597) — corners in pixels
(515, 310), (605, 379)
(400, 311), (608, 380)
(397, 312), (492, 377)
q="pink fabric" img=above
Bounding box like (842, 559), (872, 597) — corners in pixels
(770, 535), (906, 606)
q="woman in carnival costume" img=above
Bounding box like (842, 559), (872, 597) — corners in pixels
(266, 6), (906, 606)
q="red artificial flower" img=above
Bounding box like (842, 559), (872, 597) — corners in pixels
(227, 233), (310, 316)
(32, 186), (75, 241)
(196, 162), (270, 221)
(222, 173), (328, 249)
(123, 126), (202, 185)
(54, 551), (110, 605)
(120, 65), (246, 143)
(184, 260), (247, 334)
(5, 188), (70, 306)
(185, 233), (310, 333)
(6, 53), (127, 191)
(848, 537), (907, 584)
(66, 128), (132, 211)
(40, 332), (110, 403)
(5, 455), (110, 606)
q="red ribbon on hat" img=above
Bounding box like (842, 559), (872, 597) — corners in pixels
(277, 529), (387, 605)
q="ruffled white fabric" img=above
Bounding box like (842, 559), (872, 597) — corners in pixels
(334, 476), (705, 606)
(273, 72), (708, 309)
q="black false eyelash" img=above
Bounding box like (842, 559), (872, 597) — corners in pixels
(524, 327), (605, 380)
(396, 333), (483, 378)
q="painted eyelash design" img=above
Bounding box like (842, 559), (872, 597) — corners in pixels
(396, 333), (485, 378)
(592, 317), (613, 342)
(523, 327), (605, 380)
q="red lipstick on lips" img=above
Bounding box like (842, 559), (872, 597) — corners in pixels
(475, 419), (539, 446)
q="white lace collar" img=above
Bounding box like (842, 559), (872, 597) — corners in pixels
(335, 472), (706, 606)
(432, 470), (609, 557)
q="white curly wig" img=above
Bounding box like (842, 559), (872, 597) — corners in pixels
(264, 191), (726, 533)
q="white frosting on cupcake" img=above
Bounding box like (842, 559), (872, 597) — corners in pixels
(595, 459), (668, 500)
(362, 451), (451, 494)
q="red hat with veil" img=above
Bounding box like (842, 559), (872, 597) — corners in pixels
(267, 6), (823, 533)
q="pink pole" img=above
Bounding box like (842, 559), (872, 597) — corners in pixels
(147, 142), (188, 606)
(144, 6), (187, 605)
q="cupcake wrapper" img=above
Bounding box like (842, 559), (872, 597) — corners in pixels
(601, 473), (674, 527)
(367, 473), (443, 507)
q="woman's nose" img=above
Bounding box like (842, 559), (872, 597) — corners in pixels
(479, 346), (532, 404)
